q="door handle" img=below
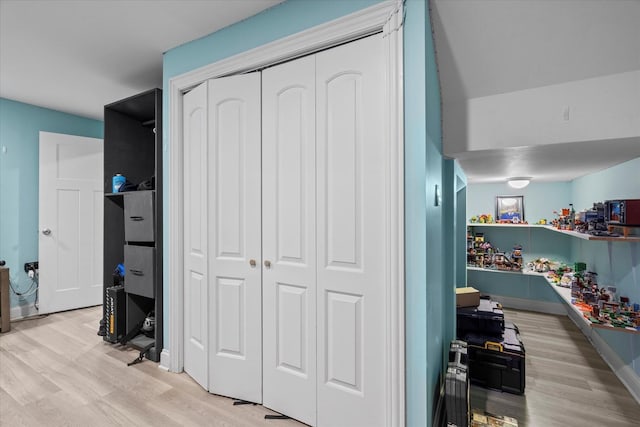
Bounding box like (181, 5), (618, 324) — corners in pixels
(42, 228), (52, 236)
(264, 260), (272, 269)
(129, 216), (144, 221)
(249, 259), (257, 267)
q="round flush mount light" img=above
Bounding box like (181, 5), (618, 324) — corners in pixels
(507, 177), (531, 189)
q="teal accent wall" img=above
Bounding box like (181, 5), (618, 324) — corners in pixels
(164, 0), (453, 425)
(570, 158), (640, 377)
(403, 0), (429, 424)
(570, 157), (640, 211)
(443, 159), (467, 378)
(467, 181), (571, 224)
(424, 0), (448, 421)
(0, 98), (103, 310)
(455, 161), (468, 288)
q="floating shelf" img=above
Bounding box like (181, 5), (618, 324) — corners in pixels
(467, 223), (640, 242)
(468, 267), (639, 334)
(541, 275), (640, 335)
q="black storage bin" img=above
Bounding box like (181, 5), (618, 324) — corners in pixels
(124, 191), (155, 242)
(457, 298), (504, 337)
(124, 245), (155, 298)
(464, 325), (526, 395)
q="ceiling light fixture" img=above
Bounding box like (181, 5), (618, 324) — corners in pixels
(507, 177), (531, 189)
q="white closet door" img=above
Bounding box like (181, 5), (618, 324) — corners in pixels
(262, 55), (317, 425)
(316, 34), (387, 427)
(208, 73), (263, 403)
(183, 82), (209, 390)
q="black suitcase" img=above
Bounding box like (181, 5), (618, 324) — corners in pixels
(446, 340), (470, 427)
(464, 326), (526, 395)
(457, 298), (504, 338)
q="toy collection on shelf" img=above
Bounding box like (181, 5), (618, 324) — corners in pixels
(469, 199), (638, 237)
(546, 263), (640, 331)
(467, 199), (639, 331)
(466, 231), (523, 272)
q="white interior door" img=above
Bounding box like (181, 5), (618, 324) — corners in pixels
(208, 73), (263, 403)
(38, 131), (103, 314)
(262, 55), (317, 425)
(183, 82), (209, 389)
(316, 34), (387, 427)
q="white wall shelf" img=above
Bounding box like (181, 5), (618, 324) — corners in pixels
(468, 223), (640, 242)
(541, 274), (640, 335)
(468, 266), (640, 334)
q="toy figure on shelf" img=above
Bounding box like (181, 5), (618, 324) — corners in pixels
(494, 253), (508, 270)
(510, 245), (523, 270)
(530, 257), (552, 272)
(469, 214), (494, 224)
(467, 247), (476, 265)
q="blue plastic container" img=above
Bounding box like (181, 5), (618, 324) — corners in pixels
(112, 174), (126, 193)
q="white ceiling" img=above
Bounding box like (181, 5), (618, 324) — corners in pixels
(432, 0), (640, 183)
(0, 0), (284, 120)
(2, 0), (638, 184)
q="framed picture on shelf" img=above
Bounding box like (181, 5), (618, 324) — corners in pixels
(496, 195), (525, 223)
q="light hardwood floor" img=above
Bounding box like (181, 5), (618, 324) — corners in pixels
(0, 306), (305, 427)
(2, 306), (639, 426)
(471, 308), (640, 427)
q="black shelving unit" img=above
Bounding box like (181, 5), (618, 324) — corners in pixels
(103, 89), (162, 362)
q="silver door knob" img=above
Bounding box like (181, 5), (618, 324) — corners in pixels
(264, 260), (272, 268)
(249, 259), (257, 267)
(42, 228), (51, 236)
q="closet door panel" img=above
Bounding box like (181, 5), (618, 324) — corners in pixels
(316, 33), (386, 427)
(183, 82), (209, 390)
(263, 55), (317, 426)
(208, 72), (262, 403)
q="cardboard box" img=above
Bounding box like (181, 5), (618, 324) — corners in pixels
(456, 287), (480, 308)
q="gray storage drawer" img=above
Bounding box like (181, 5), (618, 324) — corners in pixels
(124, 245), (155, 298)
(124, 191), (155, 242)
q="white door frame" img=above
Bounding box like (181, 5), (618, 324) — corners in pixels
(167, 1), (405, 425)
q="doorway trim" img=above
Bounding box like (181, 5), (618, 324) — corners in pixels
(168, 1), (405, 425)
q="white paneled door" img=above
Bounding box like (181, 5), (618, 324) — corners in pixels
(38, 132), (103, 314)
(182, 34), (386, 426)
(208, 73), (263, 403)
(183, 81), (209, 390)
(262, 54), (317, 425)
(315, 34), (386, 427)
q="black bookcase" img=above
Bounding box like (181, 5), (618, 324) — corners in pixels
(103, 88), (163, 362)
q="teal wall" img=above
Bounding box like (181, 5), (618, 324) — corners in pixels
(163, 1), (452, 425)
(467, 181), (571, 224)
(443, 159), (468, 381)
(404, 0), (450, 424)
(0, 98), (103, 309)
(570, 158), (640, 376)
(570, 157), (640, 211)
(404, 0), (429, 425)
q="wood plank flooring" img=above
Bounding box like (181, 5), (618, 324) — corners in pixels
(470, 308), (640, 427)
(0, 306), (305, 427)
(1, 306), (639, 426)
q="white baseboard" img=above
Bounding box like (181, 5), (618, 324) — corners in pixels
(159, 349), (170, 371)
(567, 315), (640, 404)
(492, 295), (567, 316)
(499, 295), (640, 404)
(10, 304), (39, 320)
